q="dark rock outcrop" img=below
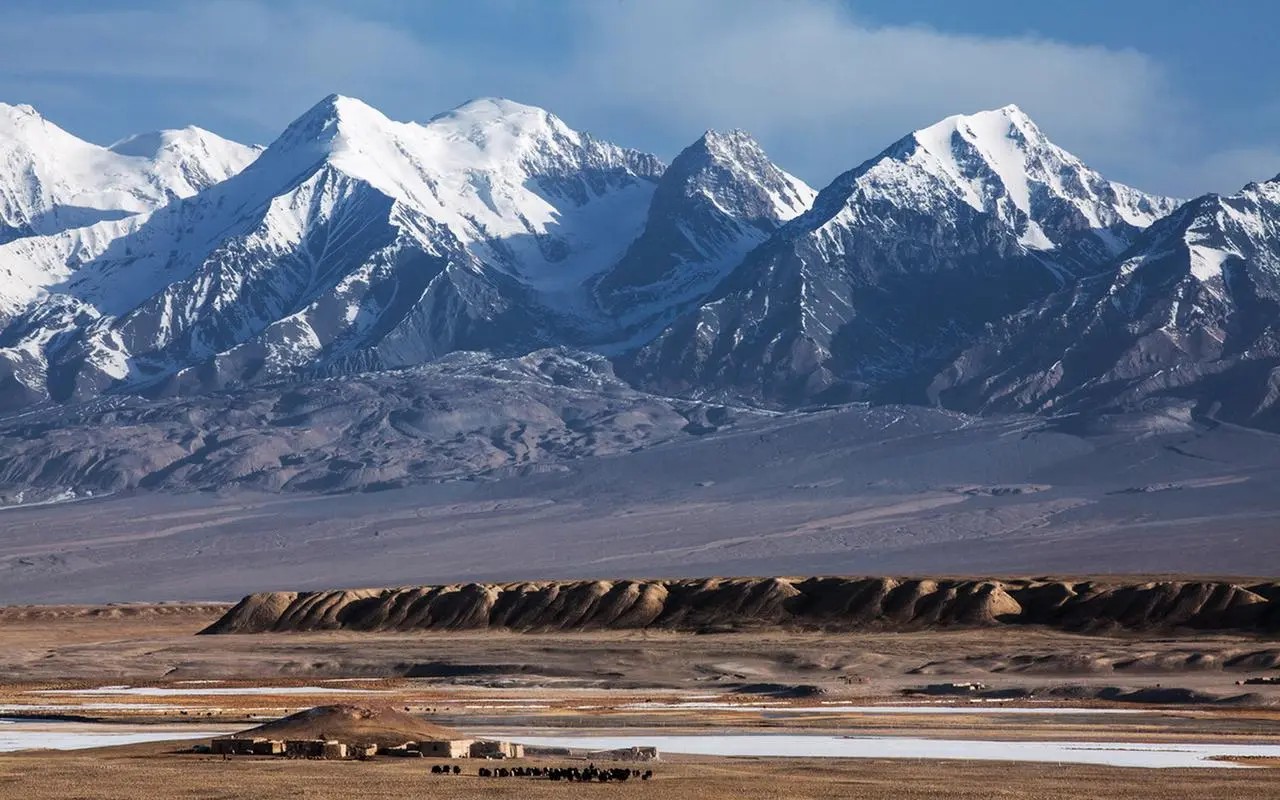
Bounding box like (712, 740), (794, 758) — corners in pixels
(0, 348), (761, 502)
(202, 576), (1280, 635)
(930, 177), (1280, 431)
(623, 106), (1177, 407)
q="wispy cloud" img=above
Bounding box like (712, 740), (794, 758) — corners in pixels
(0, 1), (460, 129)
(549, 0), (1184, 191)
(0, 0), (1273, 197)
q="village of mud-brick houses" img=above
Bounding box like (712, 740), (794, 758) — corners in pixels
(204, 705), (659, 769)
(207, 735), (659, 784)
(209, 735), (524, 760)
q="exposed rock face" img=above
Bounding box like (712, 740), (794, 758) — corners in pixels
(0, 99), (1191, 419)
(202, 577), (1280, 635)
(592, 130), (814, 345)
(930, 177), (1280, 430)
(623, 106), (1178, 406)
(0, 96), (664, 407)
(0, 348), (761, 501)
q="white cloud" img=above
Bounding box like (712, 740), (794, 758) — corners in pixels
(0, 0), (1272, 198)
(0, 1), (464, 132)
(542, 0), (1186, 193)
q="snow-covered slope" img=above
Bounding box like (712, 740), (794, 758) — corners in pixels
(0, 103), (258, 245)
(624, 105), (1179, 405)
(930, 176), (1280, 429)
(0, 95), (662, 405)
(592, 129), (814, 348)
(906, 106), (1175, 258)
(109, 126), (264, 199)
(4, 95), (1280, 439)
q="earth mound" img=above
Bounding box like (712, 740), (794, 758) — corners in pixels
(233, 704), (463, 748)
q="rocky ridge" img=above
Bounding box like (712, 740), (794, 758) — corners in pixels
(203, 576), (1280, 635)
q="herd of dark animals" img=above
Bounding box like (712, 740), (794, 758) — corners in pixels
(451, 764), (653, 782)
(211, 748), (656, 780)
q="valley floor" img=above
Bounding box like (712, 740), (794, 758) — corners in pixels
(3, 745), (1279, 800)
(1, 605), (1279, 797)
(4, 407), (1280, 604)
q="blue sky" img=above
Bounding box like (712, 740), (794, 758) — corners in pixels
(0, 0), (1275, 197)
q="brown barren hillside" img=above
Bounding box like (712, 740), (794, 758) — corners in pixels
(232, 705), (463, 747)
(201, 576), (1280, 635)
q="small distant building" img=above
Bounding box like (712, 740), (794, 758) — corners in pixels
(321, 741), (348, 760)
(212, 734), (518, 760)
(417, 739), (475, 759)
(284, 739), (328, 758)
(587, 746), (659, 762)
(469, 740), (524, 759)
(211, 737), (261, 756)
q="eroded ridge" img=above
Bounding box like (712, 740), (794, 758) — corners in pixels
(202, 577), (1280, 635)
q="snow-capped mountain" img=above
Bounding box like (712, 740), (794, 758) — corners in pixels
(0, 95), (663, 405)
(623, 105), (1180, 405)
(0, 102), (258, 247)
(592, 130), (814, 347)
(2, 94), (1279, 441)
(930, 175), (1280, 429)
(108, 126), (265, 199)
(905, 106), (1176, 261)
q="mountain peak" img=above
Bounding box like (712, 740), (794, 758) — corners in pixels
(699, 128), (752, 143)
(669, 129), (811, 207)
(267, 95), (586, 172)
(0, 102), (78, 145)
(299, 93), (387, 131)
(0, 100), (260, 257)
(875, 103), (1178, 246)
(426, 96), (576, 148)
(694, 129), (765, 158)
(108, 125), (251, 159)
(109, 129), (183, 158)
(260, 94), (399, 174)
(439, 96), (553, 120)
(0, 101), (41, 120)
(911, 104), (1046, 166)
(593, 127), (814, 324)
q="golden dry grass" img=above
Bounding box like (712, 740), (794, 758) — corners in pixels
(0, 743), (1278, 800)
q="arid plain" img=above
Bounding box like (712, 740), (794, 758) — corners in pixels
(3, 391), (1280, 798)
(2, 602), (1279, 798)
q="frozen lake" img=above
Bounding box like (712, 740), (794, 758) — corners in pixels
(497, 733), (1280, 769)
(0, 719), (232, 753)
(34, 685), (390, 697)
